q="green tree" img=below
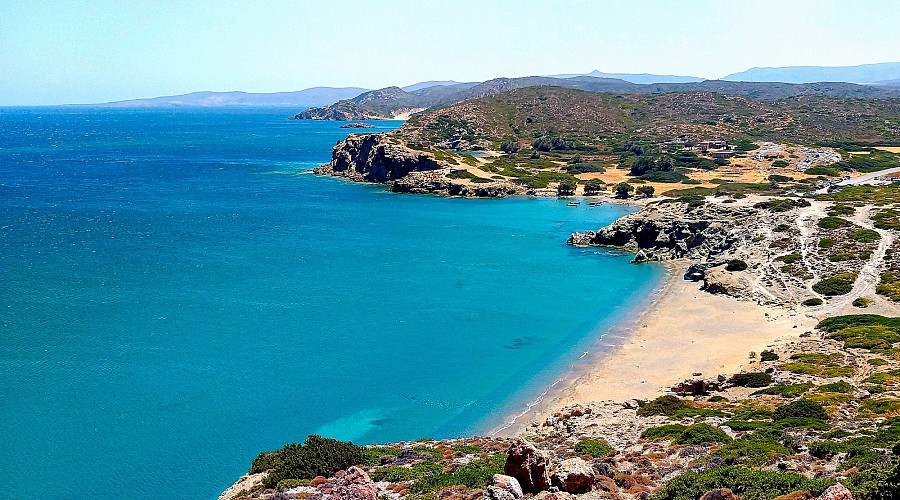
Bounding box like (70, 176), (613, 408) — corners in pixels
(615, 182), (634, 198)
(557, 179), (576, 196)
(636, 185), (655, 197)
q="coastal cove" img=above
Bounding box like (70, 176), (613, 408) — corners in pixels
(0, 108), (664, 499)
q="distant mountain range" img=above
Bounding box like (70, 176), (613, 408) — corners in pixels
(96, 87), (368, 108)
(723, 62), (900, 84)
(550, 70), (704, 84)
(295, 75), (900, 121)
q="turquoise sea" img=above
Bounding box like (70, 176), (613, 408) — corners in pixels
(0, 108), (663, 499)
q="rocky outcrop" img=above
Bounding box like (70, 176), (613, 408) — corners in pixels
(315, 133), (525, 198)
(340, 122), (376, 129)
(700, 489), (739, 500)
(817, 484), (853, 500)
(504, 439), (552, 493)
(390, 171), (524, 197)
(486, 474), (524, 500)
(550, 458), (594, 494)
(315, 133), (447, 183)
(333, 466), (378, 500)
(567, 202), (754, 263)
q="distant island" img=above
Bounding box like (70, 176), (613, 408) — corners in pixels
(223, 69), (900, 500)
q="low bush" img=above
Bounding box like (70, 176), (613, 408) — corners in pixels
(759, 350), (780, 361)
(712, 430), (794, 466)
(853, 297), (873, 308)
(812, 273), (858, 296)
(802, 297), (824, 306)
(252, 435), (367, 488)
(753, 198), (810, 212)
(817, 216), (851, 229)
(818, 381), (854, 393)
(408, 454), (507, 494)
(725, 259), (748, 272)
(730, 372), (773, 388)
(849, 229), (881, 242)
(752, 382), (812, 398)
(773, 399), (828, 421)
(636, 395), (686, 417)
(573, 439), (613, 457)
(641, 423), (731, 445)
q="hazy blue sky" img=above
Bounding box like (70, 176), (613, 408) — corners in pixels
(2, 0), (899, 105)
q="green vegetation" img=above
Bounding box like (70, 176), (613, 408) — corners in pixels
(447, 170), (491, 183)
(759, 350), (780, 362)
(730, 372), (772, 388)
(777, 253), (802, 264)
(771, 160), (790, 168)
(805, 165), (841, 176)
(832, 150), (899, 173)
(812, 272), (858, 296)
(817, 184), (900, 206)
(779, 353), (853, 377)
(879, 272), (900, 301)
(828, 204), (856, 216)
(573, 438), (613, 457)
(251, 435), (367, 488)
(725, 259), (748, 272)
(650, 466), (834, 500)
(641, 423), (731, 445)
(408, 454), (507, 494)
(819, 380), (853, 393)
(874, 208), (900, 230)
(853, 297), (874, 308)
(773, 399), (828, 421)
(817, 216), (851, 229)
(615, 182), (634, 198)
(817, 315), (900, 351)
(752, 382), (812, 398)
(637, 185), (655, 197)
(803, 297), (824, 306)
(850, 229), (881, 242)
(635, 395), (685, 417)
(712, 429), (793, 466)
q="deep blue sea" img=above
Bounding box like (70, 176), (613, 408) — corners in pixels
(0, 107), (663, 499)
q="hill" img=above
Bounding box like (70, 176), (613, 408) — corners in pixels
(295, 76), (900, 121)
(397, 86), (900, 150)
(551, 70), (704, 83)
(723, 62), (900, 83)
(97, 87), (368, 108)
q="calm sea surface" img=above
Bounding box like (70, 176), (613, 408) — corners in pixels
(0, 107), (663, 498)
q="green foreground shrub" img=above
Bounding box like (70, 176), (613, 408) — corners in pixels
(251, 435), (367, 488)
(812, 273), (858, 296)
(650, 466), (834, 500)
(573, 438), (613, 457)
(730, 372), (773, 388)
(773, 399), (828, 421)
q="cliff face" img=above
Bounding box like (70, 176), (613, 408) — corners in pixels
(314, 133), (446, 183)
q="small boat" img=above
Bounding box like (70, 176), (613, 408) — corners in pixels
(566, 201), (580, 207)
(589, 201), (603, 207)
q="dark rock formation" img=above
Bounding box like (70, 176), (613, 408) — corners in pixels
(340, 122), (376, 129)
(315, 133), (446, 183)
(670, 378), (724, 396)
(504, 439), (552, 493)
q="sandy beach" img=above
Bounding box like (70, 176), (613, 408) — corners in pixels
(537, 262), (815, 415)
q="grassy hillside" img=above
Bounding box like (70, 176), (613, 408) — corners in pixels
(398, 87), (900, 150)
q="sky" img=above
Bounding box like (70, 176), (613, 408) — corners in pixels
(2, 0), (899, 105)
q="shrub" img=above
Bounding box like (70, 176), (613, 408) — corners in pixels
(675, 424), (732, 445)
(805, 166), (841, 176)
(853, 297), (873, 308)
(777, 253), (801, 264)
(641, 424), (688, 441)
(573, 439), (613, 457)
(637, 185), (655, 197)
(752, 383), (812, 398)
(760, 350), (780, 361)
(850, 229), (881, 242)
(859, 398), (900, 416)
(819, 381), (853, 393)
(725, 259), (748, 271)
(615, 182), (634, 198)
(252, 435), (367, 488)
(753, 198), (810, 212)
(773, 399), (828, 421)
(818, 237), (835, 248)
(713, 429), (793, 466)
(408, 454), (506, 493)
(772, 160), (790, 168)
(812, 273), (857, 296)
(636, 395), (686, 417)
(817, 216), (851, 229)
(828, 204), (856, 216)
(802, 297), (824, 306)
(730, 372), (773, 388)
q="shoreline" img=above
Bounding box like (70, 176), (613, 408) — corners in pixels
(492, 261), (815, 436)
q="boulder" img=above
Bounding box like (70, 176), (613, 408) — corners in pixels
(532, 492), (573, 500)
(486, 474), (523, 500)
(773, 491), (814, 500)
(817, 484), (853, 500)
(504, 439), (552, 493)
(670, 378), (723, 395)
(700, 489), (739, 500)
(333, 466), (377, 500)
(551, 458), (595, 494)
